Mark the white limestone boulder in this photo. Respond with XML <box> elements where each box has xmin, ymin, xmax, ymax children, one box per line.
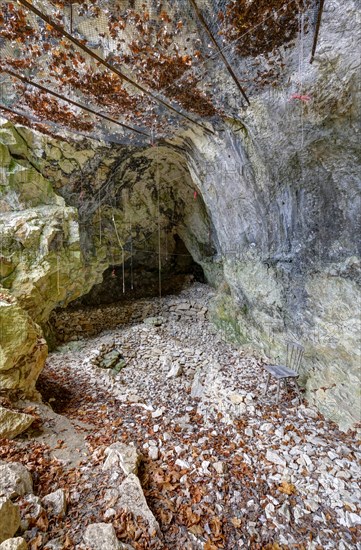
<box><xmin>0</xmin><ymin>462</ymin><xmax>33</xmax><ymax>499</ymax></box>
<box><xmin>103</xmin><ymin>442</ymin><xmax>141</xmax><ymax>476</ymax></box>
<box><xmin>0</xmin><ymin>538</ymin><xmax>27</xmax><ymax>550</ymax></box>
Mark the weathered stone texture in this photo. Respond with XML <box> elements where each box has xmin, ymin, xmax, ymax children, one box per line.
<box><xmin>0</xmin><ymin>0</ymin><xmax>359</xmax><ymax>429</ymax></box>
<box><xmin>0</xmin><ymin>462</ymin><xmax>33</xmax><ymax>499</ymax></box>
<box><xmin>0</xmin><ymin>292</ymin><xmax>47</xmax><ymax>396</ymax></box>
<box><xmin>0</xmin><ymin>498</ymin><xmax>21</xmax><ymax>543</ymax></box>
<box><xmin>0</xmin><ymin>538</ymin><xmax>28</xmax><ymax>550</ymax></box>
<box><xmin>0</xmin><ymin>408</ymin><xmax>34</xmax><ymax>440</ymax></box>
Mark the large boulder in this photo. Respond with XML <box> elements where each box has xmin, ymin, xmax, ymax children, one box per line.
<box><xmin>0</xmin><ymin>291</ymin><xmax>47</xmax><ymax>396</ymax></box>
<box><xmin>0</xmin><ymin>408</ymin><xmax>34</xmax><ymax>439</ymax></box>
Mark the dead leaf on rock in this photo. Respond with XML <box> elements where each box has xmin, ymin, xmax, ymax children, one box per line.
<box><xmin>158</xmin><ymin>507</ymin><xmax>173</xmax><ymax>525</ymax></box>
<box><xmin>64</xmin><ymin>534</ymin><xmax>74</xmax><ymax>548</ymax></box>
<box><xmin>189</xmin><ymin>523</ymin><xmax>203</xmax><ymax>536</ymax></box>
<box><xmin>231</xmin><ymin>517</ymin><xmax>242</xmax><ymax>528</ymax></box>
<box><xmin>36</xmin><ymin>510</ymin><xmax>49</xmax><ymax>531</ymax></box>
<box><xmin>278</xmin><ymin>480</ymin><xmax>297</xmax><ymax>495</ymax></box>
<box><xmin>210</xmin><ymin>515</ymin><xmax>223</xmax><ymax>538</ymax></box>
<box><xmin>30</xmin><ymin>534</ymin><xmax>43</xmax><ymax>550</ymax></box>
<box><xmin>204</xmin><ymin>540</ymin><xmax>220</xmax><ymax>550</ymax></box>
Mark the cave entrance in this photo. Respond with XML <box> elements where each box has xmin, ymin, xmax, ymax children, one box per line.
<box><xmin>78</xmin><ymin>235</ymin><xmax>205</xmax><ymax>306</ymax></box>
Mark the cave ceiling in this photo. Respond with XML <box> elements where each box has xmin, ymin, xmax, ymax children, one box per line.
<box><xmin>0</xmin><ymin>0</ymin><xmax>319</xmax><ymax>145</ymax></box>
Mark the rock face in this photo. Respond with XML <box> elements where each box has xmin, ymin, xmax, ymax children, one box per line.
<box><xmin>184</xmin><ymin>0</ymin><xmax>360</xmax><ymax>430</ymax></box>
<box><xmin>0</xmin><ymin>204</ymin><xmax>106</xmax><ymax>326</ymax></box>
<box><xmin>0</xmin><ymin>121</ymin><xmax>110</xmax><ymax>395</ymax></box>
<box><xmin>0</xmin><ymin>408</ymin><xmax>34</xmax><ymax>439</ymax></box>
<box><xmin>0</xmin><ymin>291</ymin><xmax>47</xmax><ymax>397</ymax></box>
<box><xmin>0</xmin><ymin>121</ymin><xmax>109</xmax><ymax>327</ymax></box>
<box><xmin>0</xmin><ymin>118</ymin><xmax>211</xmax><ymax>322</ymax></box>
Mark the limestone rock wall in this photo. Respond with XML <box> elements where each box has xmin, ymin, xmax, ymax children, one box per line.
<box><xmin>0</xmin><ymin>121</ymin><xmax>110</xmax><ymax>390</ymax></box>
<box><xmin>0</xmin><ymin>290</ymin><xmax>47</xmax><ymax>397</ymax></box>
<box><xmin>3</xmin><ymin>123</ymin><xmax>215</xmax><ymax>301</ymax></box>
<box><xmin>0</xmin><ymin>0</ymin><xmax>359</xmax><ymax>430</ymax></box>
<box><xmin>0</xmin><ymin>120</ymin><xmax>111</xmax><ymax>326</ymax></box>
<box><xmin>0</xmin><ymin>115</ymin><xmax>213</xmax><ymax>318</ymax></box>
<box><xmin>172</xmin><ymin>0</ymin><xmax>360</xmax><ymax>430</ymax></box>
<box><xmin>0</xmin><ymin>205</ymin><xmax>108</xmax><ymax>324</ymax></box>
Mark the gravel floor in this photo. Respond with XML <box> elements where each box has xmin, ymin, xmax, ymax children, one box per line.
<box><xmin>3</xmin><ymin>283</ymin><xmax>360</xmax><ymax>549</ymax></box>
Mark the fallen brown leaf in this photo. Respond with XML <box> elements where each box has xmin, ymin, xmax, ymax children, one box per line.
<box><xmin>231</xmin><ymin>517</ymin><xmax>242</xmax><ymax>528</ymax></box>
<box><xmin>278</xmin><ymin>480</ymin><xmax>297</xmax><ymax>495</ymax></box>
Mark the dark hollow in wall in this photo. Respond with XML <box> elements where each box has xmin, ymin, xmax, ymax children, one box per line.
<box><xmin>75</xmin><ymin>235</ymin><xmax>205</xmax><ymax>306</ymax></box>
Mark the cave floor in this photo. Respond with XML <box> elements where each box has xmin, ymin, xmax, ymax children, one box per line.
<box><xmin>3</xmin><ymin>284</ymin><xmax>360</xmax><ymax>549</ymax></box>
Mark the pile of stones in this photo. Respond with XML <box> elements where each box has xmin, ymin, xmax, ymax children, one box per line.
<box><xmin>50</xmin><ymin>285</ymin><xmax>210</xmax><ymax>345</ymax></box>
<box><xmin>167</xmin><ymin>300</ymin><xmax>208</xmax><ymax>321</ymax></box>
<box><xmin>82</xmin><ymin>442</ymin><xmax>159</xmax><ymax>549</ymax></box>
<box><xmin>0</xmin><ymin>461</ymin><xmax>67</xmax><ymax>549</ymax></box>
<box><xmin>85</xmin><ymin>342</ymin><xmax>127</xmax><ymax>375</ymax></box>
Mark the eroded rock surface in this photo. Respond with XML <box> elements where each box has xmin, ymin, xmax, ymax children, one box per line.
<box><xmin>83</xmin><ymin>523</ymin><xmax>121</xmax><ymax>550</ymax></box>
<box><xmin>42</xmin><ymin>490</ymin><xmax>67</xmax><ymax>519</ymax></box>
<box><xmin>0</xmin><ymin>538</ymin><xmax>28</xmax><ymax>550</ymax></box>
<box><xmin>0</xmin><ymin>291</ymin><xmax>47</xmax><ymax>397</ymax></box>
<box><xmin>0</xmin><ymin>462</ymin><xmax>33</xmax><ymax>500</ymax></box>
<box><xmin>0</xmin><ymin>205</ymin><xmax>106</xmax><ymax>325</ymax></box>
<box><xmin>0</xmin><ymin>408</ymin><xmax>34</xmax><ymax>440</ymax></box>
<box><xmin>0</xmin><ymin>498</ymin><xmax>21</xmax><ymax>543</ymax></box>
<box><xmin>0</xmin><ymin>1</ymin><xmax>360</xmax><ymax>432</ymax></box>
<box><xmin>103</xmin><ymin>443</ymin><xmax>141</xmax><ymax>476</ymax></box>
<box><xmin>118</xmin><ymin>474</ymin><xmax>160</xmax><ymax>536</ymax></box>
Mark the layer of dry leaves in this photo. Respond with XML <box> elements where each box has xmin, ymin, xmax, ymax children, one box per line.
<box><xmin>1</xmin><ymin>285</ymin><xmax>360</xmax><ymax>549</ymax></box>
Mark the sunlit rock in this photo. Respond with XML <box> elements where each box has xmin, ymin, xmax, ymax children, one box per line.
<box><xmin>0</xmin><ymin>291</ymin><xmax>47</xmax><ymax>397</ymax></box>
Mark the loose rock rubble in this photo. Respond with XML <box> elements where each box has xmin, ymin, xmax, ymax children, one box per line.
<box><xmin>85</xmin><ymin>343</ymin><xmax>127</xmax><ymax>375</ymax></box>
<box><xmin>50</xmin><ymin>294</ymin><xmax>208</xmax><ymax>344</ymax></box>
<box><xmin>1</xmin><ymin>284</ymin><xmax>360</xmax><ymax>549</ymax></box>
